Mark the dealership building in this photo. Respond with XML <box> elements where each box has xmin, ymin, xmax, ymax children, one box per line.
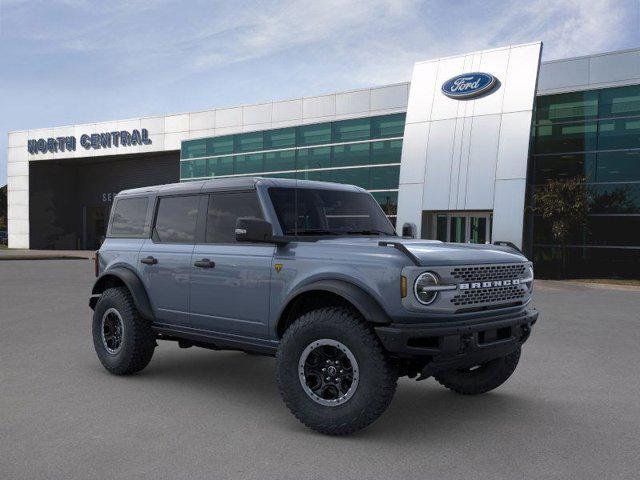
<box><xmin>6</xmin><ymin>43</ymin><xmax>640</xmax><ymax>277</ymax></box>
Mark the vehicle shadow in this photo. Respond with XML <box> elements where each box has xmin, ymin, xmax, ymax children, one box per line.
<box><xmin>130</xmin><ymin>346</ymin><xmax>561</xmax><ymax>442</ymax></box>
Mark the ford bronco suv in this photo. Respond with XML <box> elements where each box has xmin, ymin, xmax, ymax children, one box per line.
<box><xmin>90</xmin><ymin>177</ymin><xmax>537</xmax><ymax>435</ymax></box>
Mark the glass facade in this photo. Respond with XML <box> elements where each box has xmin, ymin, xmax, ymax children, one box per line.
<box><xmin>526</xmin><ymin>84</ymin><xmax>640</xmax><ymax>278</ymax></box>
<box><xmin>180</xmin><ymin>113</ymin><xmax>405</xmax><ymax>224</ymax></box>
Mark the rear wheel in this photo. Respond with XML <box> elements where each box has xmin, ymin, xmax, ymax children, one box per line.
<box><xmin>276</xmin><ymin>307</ymin><xmax>397</xmax><ymax>435</ymax></box>
<box><xmin>92</xmin><ymin>287</ymin><xmax>156</xmax><ymax>375</ymax></box>
<box><xmin>434</xmin><ymin>348</ymin><xmax>521</xmax><ymax>395</ymax></box>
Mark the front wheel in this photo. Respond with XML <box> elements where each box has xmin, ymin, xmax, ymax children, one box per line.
<box><xmin>276</xmin><ymin>307</ymin><xmax>397</xmax><ymax>436</ymax></box>
<box><xmin>434</xmin><ymin>347</ymin><xmax>521</xmax><ymax>395</ymax></box>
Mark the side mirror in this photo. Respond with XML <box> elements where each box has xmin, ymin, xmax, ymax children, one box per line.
<box><xmin>401</xmin><ymin>222</ymin><xmax>416</xmax><ymax>239</ymax></box>
<box><xmin>235</xmin><ymin>217</ymin><xmax>274</xmax><ymax>243</ymax></box>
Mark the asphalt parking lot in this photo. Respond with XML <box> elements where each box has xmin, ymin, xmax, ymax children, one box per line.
<box><xmin>1</xmin><ymin>260</ymin><xmax>639</xmax><ymax>480</ymax></box>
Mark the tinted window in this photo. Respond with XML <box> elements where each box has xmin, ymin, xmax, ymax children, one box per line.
<box><xmin>205</xmin><ymin>192</ymin><xmax>263</xmax><ymax>243</ymax></box>
<box><xmin>268</xmin><ymin>187</ymin><xmax>395</xmax><ymax>236</ymax></box>
<box><xmin>153</xmin><ymin>195</ymin><xmax>200</xmax><ymax>243</ymax></box>
<box><xmin>110</xmin><ymin>197</ymin><xmax>149</xmax><ymax>237</ymax></box>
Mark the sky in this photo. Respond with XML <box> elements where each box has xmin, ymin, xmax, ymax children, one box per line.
<box><xmin>1</xmin><ymin>0</ymin><xmax>639</xmax><ymax>186</ymax></box>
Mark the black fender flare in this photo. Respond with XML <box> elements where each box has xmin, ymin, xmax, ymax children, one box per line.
<box><xmin>90</xmin><ymin>266</ymin><xmax>154</xmax><ymax>320</ymax></box>
<box><xmin>278</xmin><ymin>279</ymin><xmax>391</xmax><ymax>330</ymax></box>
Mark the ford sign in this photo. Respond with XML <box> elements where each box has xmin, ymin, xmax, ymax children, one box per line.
<box><xmin>441</xmin><ymin>72</ymin><xmax>497</xmax><ymax>99</ymax></box>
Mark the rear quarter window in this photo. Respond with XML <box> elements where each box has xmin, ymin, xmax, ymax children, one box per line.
<box><xmin>109</xmin><ymin>197</ymin><xmax>149</xmax><ymax>238</ymax></box>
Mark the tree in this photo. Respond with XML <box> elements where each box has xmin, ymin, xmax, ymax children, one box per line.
<box><xmin>534</xmin><ymin>177</ymin><xmax>589</xmax><ymax>277</ymax></box>
<box><xmin>0</xmin><ymin>185</ymin><xmax>7</xmax><ymax>230</ymax></box>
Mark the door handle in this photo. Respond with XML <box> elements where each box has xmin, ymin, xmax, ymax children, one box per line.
<box><xmin>194</xmin><ymin>258</ymin><xmax>215</xmax><ymax>268</ymax></box>
<box><xmin>140</xmin><ymin>256</ymin><xmax>158</xmax><ymax>265</ymax></box>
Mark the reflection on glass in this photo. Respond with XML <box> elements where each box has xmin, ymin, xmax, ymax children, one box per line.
<box><xmin>470</xmin><ymin>217</ymin><xmax>487</xmax><ymax>244</ymax></box>
<box><xmin>449</xmin><ymin>217</ymin><xmax>466</xmax><ymax>243</ymax></box>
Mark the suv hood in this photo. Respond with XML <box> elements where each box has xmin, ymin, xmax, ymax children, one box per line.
<box><xmin>398</xmin><ymin>239</ymin><xmax>526</xmax><ymax>266</ymax></box>
<box><xmin>313</xmin><ymin>237</ymin><xmax>527</xmax><ymax>266</ymax></box>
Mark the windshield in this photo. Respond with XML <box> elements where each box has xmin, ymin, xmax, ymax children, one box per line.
<box><xmin>268</xmin><ymin>187</ymin><xmax>396</xmax><ymax>236</ymax></box>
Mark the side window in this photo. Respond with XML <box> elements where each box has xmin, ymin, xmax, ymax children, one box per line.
<box><xmin>110</xmin><ymin>197</ymin><xmax>149</xmax><ymax>237</ymax></box>
<box><xmin>153</xmin><ymin>195</ymin><xmax>200</xmax><ymax>244</ymax></box>
<box><xmin>205</xmin><ymin>192</ymin><xmax>263</xmax><ymax>243</ymax></box>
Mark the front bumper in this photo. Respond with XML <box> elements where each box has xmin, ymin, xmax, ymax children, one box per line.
<box><xmin>375</xmin><ymin>308</ymin><xmax>538</xmax><ymax>377</ymax></box>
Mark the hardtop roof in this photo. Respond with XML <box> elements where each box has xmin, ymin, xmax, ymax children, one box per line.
<box><xmin>116</xmin><ymin>177</ymin><xmax>366</xmax><ymax>198</ymax></box>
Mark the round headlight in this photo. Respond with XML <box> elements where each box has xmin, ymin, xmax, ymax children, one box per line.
<box><xmin>414</xmin><ymin>272</ymin><xmax>439</xmax><ymax>305</ymax></box>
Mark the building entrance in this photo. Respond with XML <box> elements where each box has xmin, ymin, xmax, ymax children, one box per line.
<box><xmin>422</xmin><ymin>211</ymin><xmax>493</xmax><ymax>244</ymax></box>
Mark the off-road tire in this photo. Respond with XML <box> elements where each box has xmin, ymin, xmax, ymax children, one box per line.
<box><xmin>92</xmin><ymin>287</ymin><xmax>156</xmax><ymax>375</ymax></box>
<box><xmin>434</xmin><ymin>347</ymin><xmax>521</xmax><ymax>395</ymax></box>
<box><xmin>276</xmin><ymin>307</ymin><xmax>397</xmax><ymax>435</ymax></box>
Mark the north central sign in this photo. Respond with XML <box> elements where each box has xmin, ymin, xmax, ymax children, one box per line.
<box><xmin>441</xmin><ymin>72</ymin><xmax>497</xmax><ymax>99</ymax></box>
<box><xmin>27</xmin><ymin>128</ymin><xmax>152</xmax><ymax>155</ymax></box>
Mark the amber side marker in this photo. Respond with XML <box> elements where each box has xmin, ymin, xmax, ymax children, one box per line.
<box><xmin>400</xmin><ymin>276</ymin><xmax>407</xmax><ymax>298</ymax></box>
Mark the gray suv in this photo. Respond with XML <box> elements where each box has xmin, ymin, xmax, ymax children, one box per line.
<box><xmin>90</xmin><ymin>177</ymin><xmax>538</xmax><ymax>435</ymax></box>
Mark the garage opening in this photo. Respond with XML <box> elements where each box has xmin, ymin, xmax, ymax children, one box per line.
<box><xmin>29</xmin><ymin>151</ymin><xmax>179</xmax><ymax>250</ymax></box>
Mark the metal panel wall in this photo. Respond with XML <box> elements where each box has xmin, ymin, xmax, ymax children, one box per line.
<box><xmin>397</xmin><ymin>43</ymin><xmax>542</xmax><ymax>248</ymax></box>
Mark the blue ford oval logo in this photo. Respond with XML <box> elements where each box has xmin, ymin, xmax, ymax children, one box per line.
<box><xmin>441</xmin><ymin>72</ymin><xmax>497</xmax><ymax>99</ymax></box>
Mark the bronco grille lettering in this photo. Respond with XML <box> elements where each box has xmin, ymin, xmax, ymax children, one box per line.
<box><xmin>459</xmin><ymin>278</ymin><xmax>520</xmax><ymax>290</ymax></box>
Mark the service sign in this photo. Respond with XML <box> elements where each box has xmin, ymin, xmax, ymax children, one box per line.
<box><xmin>27</xmin><ymin>128</ymin><xmax>152</xmax><ymax>155</ymax></box>
<box><xmin>441</xmin><ymin>72</ymin><xmax>497</xmax><ymax>99</ymax></box>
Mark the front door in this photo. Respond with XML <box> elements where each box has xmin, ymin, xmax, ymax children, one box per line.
<box><xmin>138</xmin><ymin>194</ymin><xmax>201</xmax><ymax>327</ymax></box>
<box><xmin>430</xmin><ymin>212</ymin><xmax>492</xmax><ymax>244</ymax></box>
<box><xmin>189</xmin><ymin>191</ymin><xmax>274</xmax><ymax>339</ymax></box>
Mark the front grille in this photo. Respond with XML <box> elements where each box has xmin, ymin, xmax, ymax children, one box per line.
<box><xmin>451</xmin><ymin>264</ymin><xmax>526</xmax><ymax>283</ymax></box>
<box><xmin>451</xmin><ymin>285</ymin><xmax>525</xmax><ymax>307</ymax></box>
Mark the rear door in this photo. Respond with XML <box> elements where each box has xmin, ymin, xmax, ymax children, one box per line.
<box><xmin>138</xmin><ymin>194</ymin><xmax>201</xmax><ymax>327</ymax></box>
<box><xmin>189</xmin><ymin>191</ymin><xmax>274</xmax><ymax>339</ymax></box>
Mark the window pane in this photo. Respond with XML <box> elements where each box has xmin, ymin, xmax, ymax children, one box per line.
<box><xmin>332</xmin><ymin>143</ymin><xmax>370</xmax><ymax>167</ymax></box>
<box><xmin>596</xmin><ymin>151</ymin><xmax>640</xmax><ymax>182</ymax></box>
<box><xmin>332</xmin><ymin>118</ymin><xmax>370</xmax><ymax>142</ymax></box>
<box><xmin>533</xmin><ymin>245</ymin><xmax>640</xmax><ymax>279</ymax></box>
<box><xmin>205</xmin><ymin>192</ymin><xmax>263</xmax><ymax>243</ymax></box>
<box><xmin>371</xmin><ymin>191</ymin><xmax>398</xmax><ymax>216</ymax></box>
<box><xmin>206</xmin><ymin>136</ymin><xmax>233</xmax><ymax>156</ymax></box>
<box><xmin>234</xmin><ymin>132</ymin><xmax>263</xmax><ymax>153</ymax></box>
<box><xmin>297</xmin><ymin>170</ymin><xmax>330</xmax><ymax>182</ymax></box>
<box><xmin>584</xmin><ymin>216</ymin><xmax>640</xmax><ymax>246</ymax></box>
<box><xmin>597</xmin><ymin>119</ymin><xmax>640</xmax><ymax>150</ymax></box>
<box><xmin>264</xmin><ymin>150</ymin><xmax>295</xmax><ymax>172</ymax></box>
<box><xmin>449</xmin><ymin>217</ymin><xmax>466</xmax><ymax>243</ymax></box>
<box><xmin>370</xmin><ymin>166</ymin><xmax>400</xmax><ymax>190</ymax></box>
<box><xmin>180</xmin><ymin>161</ymin><xmax>192</xmax><ymax>179</ymax></box>
<box><xmin>297</xmin><ymin>123</ymin><xmax>331</xmax><ymax>146</ymax></box>
<box><xmin>264</xmin><ymin>128</ymin><xmax>296</xmax><ymax>149</ymax></box>
<box><xmin>590</xmin><ymin>183</ymin><xmax>640</xmax><ymax>214</ymax></box>
<box><xmin>436</xmin><ymin>214</ymin><xmax>447</xmax><ymax>241</ymax></box>
<box><xmin>598</xmin><ymin>84</ymin><xmax>640</xmax><ymax>118</ymax></box>
<box><xmin>534</xmin><ymin>121</ymin><xmax>598</xmax><ymax>154</ymax></box>
<box><xmin>181</xmin><ymin>139</ymin><xmax>206</xmax><ymax>159</ymax></box>
<box><xmin>329</xmin><ymin>168</ymin><xmax>369</xmax><ymax>189</ymax></box>
<box><xmin>371</xmin><ymin>139</ymin><xmax>402</xmax><ymax>164</ymax></box>
<box><xmin>110</xmin><ymin>197</ymin><xmax>148</xmax><ymax>237</ymax></box>
<box><xmin>181</xmin><ymin>159</ymin><xmax>208</xmax><ymax>179</ymax></box>
<box><xmin>234</xmin><ymin>153</ymin><xmax>263</xmax><ymax>174</ymax></box>
<box><xmin>371</xmin><ymin>113</ymin><xmax>406</xmax><ymax>139</ymax></box>
<box><xmin>532</xmin><ymin>153</ymin><xmax>597</xmax><ymax>183</ymax></box>
<box><xmin>262</xmin><ymin>172</ymin><xmax>297</xmax><ymax>179</ymax></box>
<box><xmin>296</xmin><ymin>147</ymin><xmax>331</xmax><ymax>170</ymax></box>
<box><xmin>470</xmin><ymin>217</ymin><xmax>487</xmax><ymax>244</ymax></box>
<box><xmin>208</xmin><ymin>156</ymin><xmax>234</xmax><ymax>177</ymax></box>
<box><xmin>535</xmin><ymin>91</ymin><xmax>598</xmax><ymax>124</ymax></box>
<box><xmin>154</xmin><ymin>195</ymin><xmax>199</xmax><ymax>244</ymax></box>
